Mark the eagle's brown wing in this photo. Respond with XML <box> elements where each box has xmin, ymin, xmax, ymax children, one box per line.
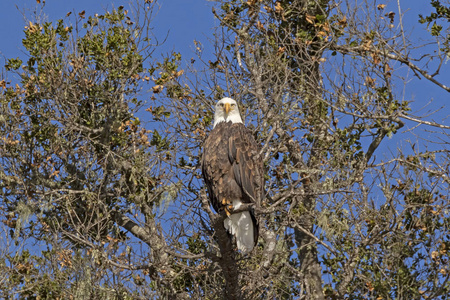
<box><xmin>227</xmin><ymin>123</ymin><xmax>263</xmax><ymax>206</ymax></box>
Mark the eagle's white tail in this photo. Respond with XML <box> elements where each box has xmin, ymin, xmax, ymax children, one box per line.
<box><xmin>223</xmin><ymin>200</ymin><xmax>255</xmax><ymax>253</ymax></box>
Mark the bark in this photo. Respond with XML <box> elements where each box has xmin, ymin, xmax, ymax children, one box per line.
<box><xmin>213</xmin><ymin>214</ymin><xmax>242</xmax><ymax>300</ymax></box>
<box><xmin>294</xmin><ymin>209</ymin><xmax>325</xmax><ymax>300</ymax></box>
<box><xmin>201</xmin><ymin>191</ymin><xmax>243</xmax><ymax>300</ymax></box>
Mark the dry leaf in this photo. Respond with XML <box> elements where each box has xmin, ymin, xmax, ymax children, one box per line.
<box><xmin>50</xmin><ymin>170</ymin><xmax>60</xmax><ymax>178</ymax></box>
<box><xmin>27</xmin><ymin>21</ymin><xmax>38</xmax><ymax>33</ymax></box>
<box><xmin>275</xmin><ymin>2</ymin><xmax>283</xmax><ymax>13</ymax></box>
<box><xmin>386</xmin><ymin>11</ymin><xmax>395</xmax><ymax>23</ymax></box>
<box><xmin>66</xmin><ymin>12</ymin><xmax>72</xmax><ymax>17</ymax></box>
<box><xmin>256</xmin><ymin>21</ymin><xmax>265</xmax><ymax>31</ymax></box>
<box><xmin>431</xmin><ymin>251</ymin><xmax>439</xmax><ymax>260</ymax></box>
<box><xmin>172</xmin><ymin>70</ymin><xmax>184</xmax><ymax>78</ymax></box>
<box><xmin>305</xmin><ymin>14</ymin><xmax>316</xmax><ymax>24</ymax></box>
<box><xmin>377</xmin><ymin>4</ymin><xmax>386</xmax><ymax>10</ymax></box>
<box><xmin>371</xmin><ymin>53</ymin><xmax>380</xmax><ymax>65</ymax></box>
<box><xmin>384</xmin><ymin>63</ymin><xmax>392</xmax><ymax>73</ymax></box>
<box><xmin>263</xmin><ymin>5</ymin><xmax>273</xmax><ymax>13</ymax></box>
<box><xmin>79</xmin><ymin>10</ymin><xmax>86</xmax><ymax>19</ymax></box>
<box><xmin>338</xmin><ymin>16</ymin><xmax>347</xmax><ymax>27</ymax></box>
<box><xmin>366</xmin><ymin>282</ymin><xmax>374</xmax><ymax>291</ymax></box>
<box><xmin>152</xmin><ymin>85</ymin><xmax>164</xmax><ymax>93</ymax></box>
<box><xmin>365</xmin><ymin>76</ymin><xmax>376</xmax><ymax>88</ymax></box>
<box><xmin>363</xmin><ymin>39</ymin><xmax>373</xmax><ymax>51</ymax></box>
<box><xmin>277</xmin><ymin>47</ymin><xmax>286</xmax><ymax>55</ymax></box>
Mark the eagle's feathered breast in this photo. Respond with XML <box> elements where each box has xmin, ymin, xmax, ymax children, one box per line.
<box><xmin>202</xmin><ymin>121</ymin><xmax>261</xmax><ymax>212</ymax></box>
<box><xmin>202</xmin><ymin>121</ymin><xmax>262</xmax><ymax>252</ymax></box>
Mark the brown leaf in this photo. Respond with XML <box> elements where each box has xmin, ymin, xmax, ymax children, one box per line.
<box><xmin>66</xmin><ymin>12</ymin><xmax>72</xmax><ymax>17</ymax></box>
<box><xmin>152</xmin><ymin>85</ymin><xmax>164</xmax><ymax>93</ymax></box>
<box><xmin>384</xmin><ymin>63</ymin><xmax>393</xmax><ymax>73</ymax></box>
<box><xmin>431</xmin><ymin>251</ymin><xmax>439</xmax><ymax>260</ymax></box>
<box><xmin>50</xmin><ymin>170</ymin><xmax>60</xmax><ymax>178</ymax></box>
<box><xmin>256</xmin><ymin>21</ymin><xmax>265</xmax><ymax>31</ymax></box>
<box><xmin>79</xmin><ymin>10</ymin><xmax>86</xmax><ymax>19</ymax></box>
<box><xmin>172</xmin><ymin>70</ymin><xmax>184</xmax><ymax>78</ymax></box>
<box><xmin>371</xmin><ymin>53</ymin><xmax>380</xmax><ymax>65</ymax></box>
<box><xmin>27</xmin><ymin>21</ymin><xmax>40</xmax><ymax>33</ymax></box>
<box><xmin>263</xmin><ymin>5</ymin><xmax>273</xmax><ymax>13</ymax></box>
<box><xmin>386</xmin><ymin>11</ymin><xmax>395</xmax><ymax>23</ymax></box>
<box><xmin>305</xmin><ymin>14</ymin><xmax>316</xmax><ymax>24</ymax></box>
<box><xmin>277</xmin><ymin>47</ymin><xmax>286</xmax><ymax>55</ymax></box>
<box><xmin>275</xmin><ymin>2</ymin><xmax>283</xmax><ymax>13</ymax></box>
<box><xmin>365</xmin><ymin>76</ymin><xmax>376</xmax><ymax>88</ymax></box>
<box><xmin>377</xmin><ymin>4</ymin><xmax>386</xmax><ymax>10</ymax></box>
<box><xmin>362</xmin><ymin>39</ymin><xmax>373</xmax><ymax>51</ymax></box>
<box><xmin>338</xmin><ymin>16</ymin><xmax>347</xmax><ymax>27</ymax></box>
<box><xmin>366</xmin><ymin>282</ymin><xmax>374</xmax><ymax>291</ymax></box>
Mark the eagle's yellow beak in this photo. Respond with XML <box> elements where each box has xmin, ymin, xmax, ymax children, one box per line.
<box><xmin>224</xmin><ymin>103</ymin><xmax>231</xmax><ymax>114</ymax></box>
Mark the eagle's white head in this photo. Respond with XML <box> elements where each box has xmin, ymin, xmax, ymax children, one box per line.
<box><xmin>213</xmin><ymin>97</ymin><xmax>243</xmax><ymax>128</ymax></box>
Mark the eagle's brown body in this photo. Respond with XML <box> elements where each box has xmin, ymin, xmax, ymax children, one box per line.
<box><xmin>202</xmin><ymin>120</ymin><xmax>262</xmax><ymax>252</ymax></box>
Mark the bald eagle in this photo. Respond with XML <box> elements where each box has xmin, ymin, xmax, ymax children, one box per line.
<box><xmin>201</xmin><ymin>97</ymin><xmax>262</xmax><ymax>253</ymax></box>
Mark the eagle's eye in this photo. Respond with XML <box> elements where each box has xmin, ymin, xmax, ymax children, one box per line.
<box><xmin>231</xmin><ymin>103</ymin><xmax>236</xmax><ymax>107</ymax></box>
<box><xmin>219</xmin><ymin>103</ymin><xmax>224</xmax><ymax>107</ymax></box>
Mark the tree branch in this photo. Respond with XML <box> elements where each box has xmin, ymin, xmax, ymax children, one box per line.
<box><xmin>331</xmin><ymin>44</ymin><xmax>450</xmax><ymax>92</ymax></box>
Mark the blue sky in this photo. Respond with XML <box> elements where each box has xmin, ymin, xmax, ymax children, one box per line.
<box><xmin>0</xmin><ymin>0</ymin><xmax>215</xmax><ymax>63</ymax></box>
